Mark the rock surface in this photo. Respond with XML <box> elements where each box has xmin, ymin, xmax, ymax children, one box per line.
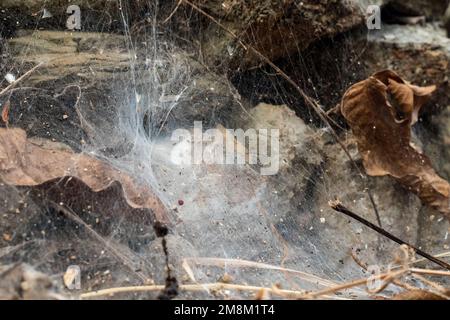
<box><xmin>386</xmin><ymin>0</ymin><xmax>449</xmax><ymax>20</ymax></box>
<box><xmin>190</xmin><ymin>0</ymin><xmax>365</xmax><ymax>71</ymax></box>
<box><xmin>366</xmin><ymin>23</ymin><xmax>450</xmax><ymax>111</ymax></box>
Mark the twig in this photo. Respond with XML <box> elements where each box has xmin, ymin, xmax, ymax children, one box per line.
<box><xmin>80</xmin><ymin>265</ymin><xmax>450</xmax><ymax>299</ymax></box>
<box><xmin>410</xmin><ymin>268</ymin><xmax>450</xmax><ymax>277</ymax></box>
<box><xmin>407</xmin><ymin>251</ymin><xmax>450</xmax><ymax>266</ymax></box>
<box><xmin>0</xmin><ymin>62</ymin><xmax>44</xmax><ymax>97</ymax></box>
<box><xmin>184</xmin><ymin>257</ymin><xmax>338</xmax><ymax>288</ymax></box>
<box><xmin>80</xmin><ymin>282</ymin><xmax>347</xmax><ymax>300</ymax></box>
<box><xmin>367</xmin><ymin>269</ymin><xmax>408</xmax><ymax>294</ymax></box>
<box><xmin>48</xmin><ymin>201</ymin><xmax>149</xmax><ymax>283</ymax></box>
<box><xmin>350</xmin><ymin>248</ymin><xmax>418</xmax><ymax>292</ymax></box>
<box><xmin>300</xmin><ymin>269</ymin><xmax>407</xmax><ymax>299</ymax></box>
<box><xmin>367</xmin><ymin>189</ymin><xmax>382</xmax><ymax>227</ymax></box>
<box><xmin>81</xmin><ymin>282</ymin><xmax>305</xmax><ymax>299</ymax></box>
<box><xmin>411</xmin><ymin>273</ymin><xmax>449</xmax><ymax>298</ymax></box>
<box><xmin>162</xmin><ymin>0</ymin><xmax>183</xmax><ymax>24</ymax></box>
<box><xmin>329</xmin><ymin>200</ymin><xmax>450</xmax><ymax>271</ymax></box>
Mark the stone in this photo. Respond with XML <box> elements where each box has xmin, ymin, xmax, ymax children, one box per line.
<box><xmin>365</xmin><ymin>23</ymin><xmax>450</xmax><ymax>111</ymax></box>
<box><xmin>188</xmin><ymin>0</ymin><xmax>366</xmax><ymax>71</ymax></box>
<box><xmin>386</xmin><ymin>0</ymin><xmax>449</xmax><ymax>20</ymax></box>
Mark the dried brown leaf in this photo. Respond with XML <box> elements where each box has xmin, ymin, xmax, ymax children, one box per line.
<box><xmin>0</xmin><ymin>128</ymin><xmax>169</xmax><ymax>222</ymax></box>
<box><xmin>1</xmin><ymin>100</ymin><xmax>10</xmax><ymax>125</ymax></box>
<box><xmin>341</xmin><ymin>70</ymin><xmax>449</xmax><ymax>217</ymax></box>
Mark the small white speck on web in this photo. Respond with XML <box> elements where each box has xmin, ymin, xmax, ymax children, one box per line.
<box><xmin>5</xmin><ymin>73</ymin><xmax>15</xmax><ymax>84</ymax></box>
<box><xmin>445</xmin><ymin>232</ymin><xmax>448</xmax><ymax>241</ymax></box>
<box><xmin>320</xmin><ymin>217</ymin><xmax>326</xmax><ymax>224</ymax></box>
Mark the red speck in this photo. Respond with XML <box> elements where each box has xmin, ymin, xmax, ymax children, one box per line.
<box><xmin>178</xmin><ymin>200</ymin><xmax>184</xmax><ymax>206</ymax></box>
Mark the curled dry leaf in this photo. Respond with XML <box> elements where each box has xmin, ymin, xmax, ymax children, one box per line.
<box><xmin>0</xmin><ymin>127</ymin><xmax>169</xmax><ymax>222</ymax></box>
<box><xmin>341</xmin><ymin>70</ymin><xmax>450</xmax><ymax>217</ymax></box>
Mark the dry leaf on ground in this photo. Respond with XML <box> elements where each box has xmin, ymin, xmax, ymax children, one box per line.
<box><xmin>0</xmin><ymin>127</ymin><xmax>169</xmax><ymax>222</ymax></box>
<box><xmin>340</xmin><ymin>70</ymin><xmax>450</xmax><ymax>217</ymax></box>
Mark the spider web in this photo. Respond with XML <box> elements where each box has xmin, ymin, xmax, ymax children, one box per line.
<box><xmin>0</xmin><ymin>0</ymin><xmax>449</xmax><ymax>299</ymax></box>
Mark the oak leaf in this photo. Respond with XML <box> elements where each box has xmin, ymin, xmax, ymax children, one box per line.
<box><xmin>340</xmin><ymin>70</ymin><xmax>450</xmax><ymax>217</ymax></box>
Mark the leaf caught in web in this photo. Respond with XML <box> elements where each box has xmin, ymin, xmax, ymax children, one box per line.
<box><xmin>340</xmin><ymin>70</ymin><xmax>449</xmax><ymax>217</ymax></box>
<box><xmin>0</xmin><ymin>127</ymin><xmax>169</xmax><ymax>223</ymax></box>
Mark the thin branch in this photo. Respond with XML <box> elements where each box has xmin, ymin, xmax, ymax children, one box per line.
<box><xmin>81</xmin><ymin>282</ymin><xmax>303</xmax><ymax>299</ymax></box>
<box><xmin>80</xmin><ymin>265</ymin><xmax>450</xmax><ymax>299</ymax></box>
<box><xmin>407</xmin><ymin>251</ymin><xmax>450</xmax><ymax>266</ymax></box>
<box><xmin>184</xmin><ymin>257</ymin><xmax>338</xmax><ymax>288</ymax></box>
<box><xmin>411</xmin><ymin>273</ymin><xmax>449</xmax><ymax>298</ymax></box>
<box><xmin>350</xmin><ymin>248</ymin><xmax>419</xmax><ymax>292</ymax></box>
<box><xmin>367</xmin><ymin>189</ymin><xmax>382</xmax><ymax>227</ymax></box>
<box><xmin>329</xmin><ymin>200</ymin><xmax>450</xmax><ymax>270</ymax></box>
<box><xmin>162</xmin><ymin>0</ymin><xmax>183</xmax><ymax>24</ymax></box>
<box><xmin>0</xmin><ymin>62</ymin><xmax>44</xmax><ymax>97</ymax></box>
<box><xmin>410</xmin><ymin>268</ymin><xmax>450</xmax><ymax>277</ymax></box>
<box><xmin>48</xmin><ymin>201</ymin><xmax>149</xmax><ymax>283</ymax></box>
<box><xmin>291</xmin><ymin>269</ymin><xmax>406</xmax><ymax>299</ymax></box>
<box><xmin>80</xmin><ymin>282</ymin><xmax>347</xmax><ymax>300</ymax></box>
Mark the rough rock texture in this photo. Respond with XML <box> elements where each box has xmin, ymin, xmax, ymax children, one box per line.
<box><xmin>8</xmin><ymin>30</ymin><xmax>130</xmax><ymax>86</ymax></box>
<box><xmin>386</xmin><ymin>0</ymin><xmax>449</xmax><ymax>20</ymax></box>
<box><xmin>246</xmin><ymin>103</ymin><xmax>323</xmax><ymax>208</ymax></box>
<box><xmin>191</xmin><ymin>0</ymin><xmax>365</xmax><ymax>71</ymax></box>
<box><xmin>365</xmin><ymin>24</ymin><xmax>450</xmax><ymax>111</ymax></box>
